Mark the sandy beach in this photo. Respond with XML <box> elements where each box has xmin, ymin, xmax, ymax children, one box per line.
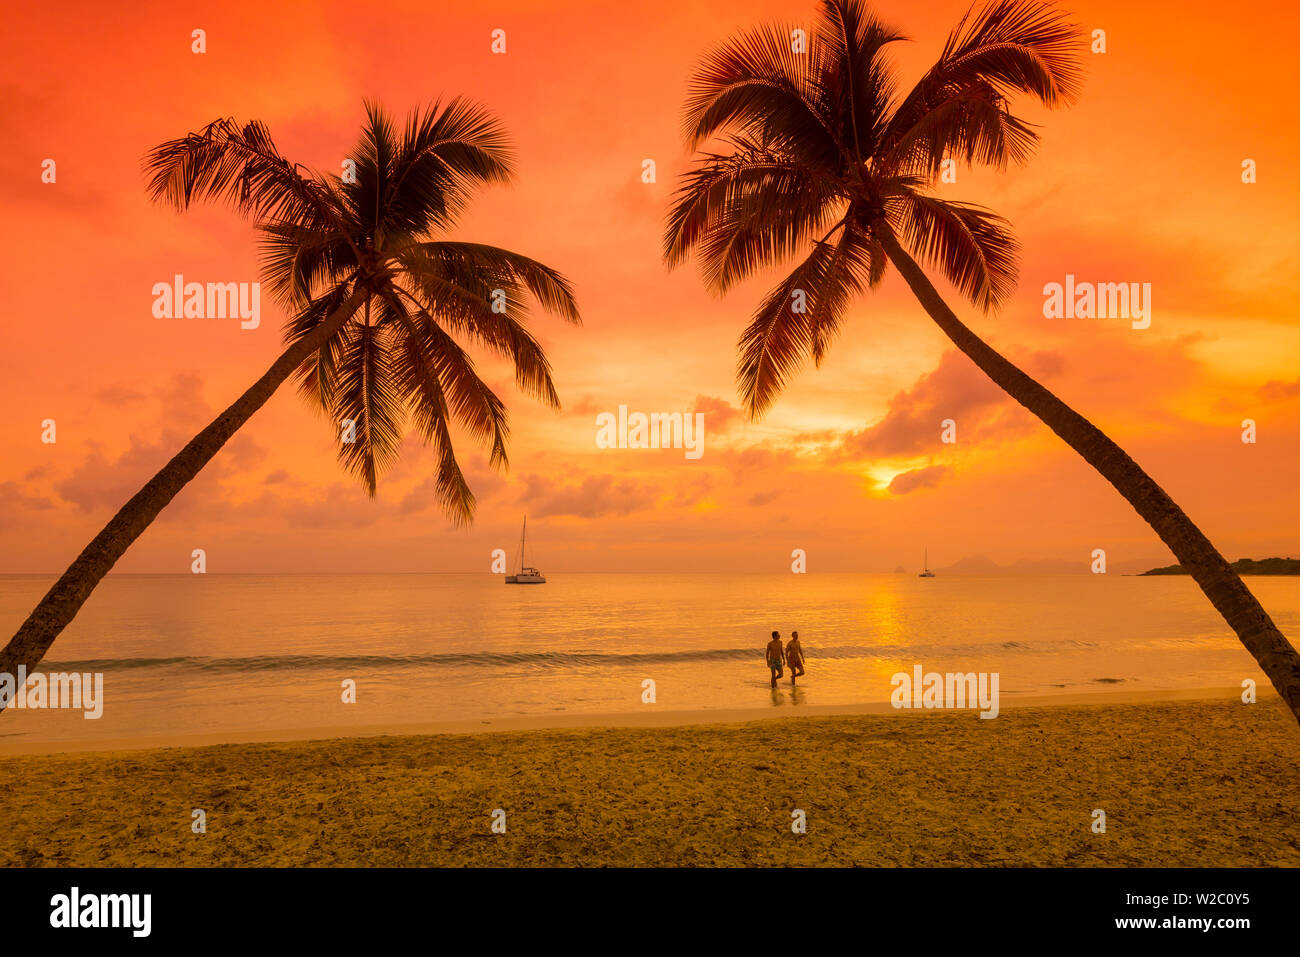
<box><xmin>2</xmin><ymin>691</ymin><xmax>1297</xmax><ymax>867</ymax></box>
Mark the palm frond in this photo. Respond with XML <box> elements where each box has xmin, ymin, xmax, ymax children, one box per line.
<box><xmin>384</xmin><ymin>98</ymin><xmax>515</xmax><ymax>234</ymax></box>
<box><xmin>664</xmin><ymin>138</ymin><xmax>845</xmax><ymax>285</ymax></box>
<box><xmin>259</xmin><ymin>221</ymin><xmax>357</xmax><ymax>307</ymax></box>
<box><xmin>346</xmin><ymin>100</ymin><xmax>399</xmax><ymax>237</ymax></box>
<box><xmin>683</xmin><ymin>22</ymin><xmax>838</xmax><ymax>162</ymax></box>
<box><xmin>880</xmin><ymin>79</ymin><xmax>1039</xmax><ymax>176</ymax></box>
<box><xmin>330</xmin><ymin>313</ymin><xmax>406</xmax><ymax>495</ymax></box>
<box><xmin>395</xmin><ymin>249</ymin><xmax>564</xmax><ymax>408</ymax></box>
<box><xmin>880</xmin><ymin>0</ymin><xmax>1082</xmax><ymax>173</ymax></box>
<box><xmin>738</xmin><ymin>220</ymin><xmax>878</xmax><ymax>417</ymax></box>
<box><xmin>143</xmin><ymin>118</ymin><xmax>339</xmax><ymax>230</ymax></box>
<box><xmin>812</xmin><ymin>0</ymin><xmax>906</xmax><ymax>162</ymax></box>
<box><xmin>381</xmin><ymin>290</ymin><xmax>511</xmax><ymax>469</ymax></box>
<box><xmin>887</xmin><ymin>191</ymin><xmax>1019</xmax><ymax>311</ymax></box>
<box><xmin>396</xmin><ymin>282</ymin><xmax>560</xmax><ymax>411</ymax></box>
<box><xmin>941</xmin><ymin>0</ymin><xmax>1084</xmax><ymax>106</ymax></box>
<box><xmin>284</xmin><ymin>283</ymin><xmax>364</xmax><ymax>411</ymax></box>
<box><xmin>377</xmin><ymin>292</ymin><xmax>478</xmax><ymax>523</ymax></box>
<box><xmin>408</xmin><ymin>242</ymin><xmax>581</xmax><ymax>324</ymax></box>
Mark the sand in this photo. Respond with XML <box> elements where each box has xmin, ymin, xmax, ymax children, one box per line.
<box><xmin>1</xmin><ymin>693</ymin><xmax>1297</xmax><ymax>867</ymax></box>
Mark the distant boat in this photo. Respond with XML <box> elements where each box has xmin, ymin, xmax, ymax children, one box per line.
<box><xmin>505</xmin><ymin>516</ymin><xmax>546</xmax><ymax>584</ymax></box>
<box><xmin>919</xmin><ymin>547</ymin><xmax>936</xmax><ymax>578</ymax></box>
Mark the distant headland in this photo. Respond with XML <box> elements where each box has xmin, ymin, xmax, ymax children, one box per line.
<box><xmin>1141</xmin><ymin>557</ymin><xmax>1300</xmax><ymax>576</ymax></box>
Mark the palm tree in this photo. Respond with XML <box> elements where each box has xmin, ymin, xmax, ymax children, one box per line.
<box><xmin>0</xmin><ymin>100</ymin><xmax>580</xmax><ymax>685</ymax></box>
<box><xmin>664</xmin><ymin>0</ymin><xmax>1300</xmax><ymax>721</ymax></box>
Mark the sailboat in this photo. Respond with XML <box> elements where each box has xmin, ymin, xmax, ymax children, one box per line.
<box><xmin>918</xmin><ymin>547</ymin><xmax>936</xmax><ymax>578</ymax></box>
<box><xmin>505</xmin><ymin>516</ymin><xmax>546</xmax><ymax>584</ymax></box>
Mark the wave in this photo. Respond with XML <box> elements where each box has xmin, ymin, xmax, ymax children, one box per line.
<box><xmin>36</xmin><ymin>638</ymin><xmax>1106</xmax><ymax>674</ymax></box>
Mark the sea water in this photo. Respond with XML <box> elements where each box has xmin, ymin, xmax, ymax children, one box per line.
<box><xmin>0</xmin><ymin>572</ymin><xmax>1294</xmax><ymax>747</ymax></box>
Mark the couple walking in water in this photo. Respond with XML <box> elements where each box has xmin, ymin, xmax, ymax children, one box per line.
<box><xmin>765</xmin><ymin>631</ymin><xmax>805</xmax><ymax>688</ymax></box>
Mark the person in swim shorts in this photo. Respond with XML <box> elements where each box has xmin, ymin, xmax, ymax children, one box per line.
<box><xmin>766</xmin><ymin>630</ymin><xmax>785</xmax><ymax>688</ymax></box>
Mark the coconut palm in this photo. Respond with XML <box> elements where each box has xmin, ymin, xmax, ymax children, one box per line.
<box><xmin>664</xmin><ymin>0</ymin><xmax>1300</xmax><ymax>720</ymax></box>
<box><xmin>0</xmin><ymin>99</ymin><xmax>580</xmax><ymax>683</ymax></box>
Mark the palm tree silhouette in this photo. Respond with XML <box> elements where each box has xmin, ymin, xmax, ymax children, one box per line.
<box><xmin>664</xmin><ymin>0</ymin><xmax>1300</xmax><ymax>721</ymax></box>
<box><xmin>1</xmin><ymin>99</ymin><xmax>580</xmax><ymax>683</ymax></box>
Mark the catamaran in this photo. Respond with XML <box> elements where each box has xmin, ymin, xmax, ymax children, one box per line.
<box><xmin>919</xmin><ymin>547</ymin><xmax>936</xmax><ymax>578</ymax></box>
<box><xmin>505</xmin><ymin>516</ymin><xmax>546</xmax><ymax>584</ymax></box>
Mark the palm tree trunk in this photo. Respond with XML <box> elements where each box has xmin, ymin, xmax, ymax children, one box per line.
<box><xmin>875</xmin><ymin>226</ymin><xmax>1300</xmax><ymax>723</ymax></box>
<box><xmin>0</xmin><ymin>289</ymin><xmax>367</xmax><ymax>694</ymax></box>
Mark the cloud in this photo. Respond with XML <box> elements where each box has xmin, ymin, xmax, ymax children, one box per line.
<box><xmin>1260</xmin><ymin>378</ymin><xmax>1300</xmax><ymax>401</ymax></box>
<box><xmin>0</xmin><ymin>482</ymin><xmax>54</xmax><ymax>527</ymax></box>
<box><xmin>53</xmin><ymin>373</ymin><xmax>267</xmax><ymax>513</ymax></box>
<box><xmin>55</xmin><ymin>441</ymin><xmax>157</xmax><ymax>512</ymax></box>
<box><xmin>719</xmin><ymin>446</ymin><xmax>779</xmax><ymax>478</ymax></box>
<box><xmin>664</xmin><ymin>473</ymin><xmax>713</xmax><ymax>508</ymax></box>
<box><xmin>567</xmin><ymin>395</ymin><xmax>602</xmax><ymax>416</ymax></box>
<box><xmin>277</xmin><ymin>485</ymin><xmax>384</xmax><ymax>530</ymax></box>
<box><xmin>519</xmin><ymin>473</ymin><xmax>658</xmax><ymax>518</ymax></box>
<box><xmin>692</xmin><ymin>394</ymin><xmax>743</xmax><ymax>433</ymax></box>
<box><xmin>94</xmin><ymin>384</ymin><xmax>147</xmax><ymax>406</ymax></box>
<box><xmin>887</xmin><ymin>465</ymin><xmax>951</xmax><ymax>495</ymax></box>
<box><xmin>401</xmin><ymin>455</ymin><xmax>507</xmax><ymax>514</ymax></box>
<box><xmin>838</xmin><ymin>349</ymin><xmax>1062</xmax><ymax>459</ymax></box>
<box><xmin>152</xmin><ymin>372</ymin><xmax>212</xmax><ymax>427</ymax></box>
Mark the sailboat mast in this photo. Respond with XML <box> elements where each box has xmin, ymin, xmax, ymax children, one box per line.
<box><xmin>521</xmin><ymin>515</ymin><xmax>527</xmax><ymax>570</ymax></box>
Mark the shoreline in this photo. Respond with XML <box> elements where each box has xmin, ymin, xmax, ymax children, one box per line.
<box><xmin>0</xmin><ymin>684</ymin><xmax>1250</xmax><ymax>757</ymax></box>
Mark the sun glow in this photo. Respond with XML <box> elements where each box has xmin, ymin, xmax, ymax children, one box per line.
<box><xmin>861</xmin><ymin>457</ymin><xmax>939</xmax><ymax>495</ymax></box>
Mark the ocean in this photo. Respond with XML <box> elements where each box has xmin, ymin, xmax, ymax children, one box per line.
<box><xmin>1</xmin><ymin>572</ymin><xmax>1295</xmax><ymax>747</ymax></box>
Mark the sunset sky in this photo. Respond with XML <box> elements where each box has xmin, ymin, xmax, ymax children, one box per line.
<box><xmin>1</xmin><ymin>0</ymin><xmax>1296</xmax><ymax>574</ymax></box>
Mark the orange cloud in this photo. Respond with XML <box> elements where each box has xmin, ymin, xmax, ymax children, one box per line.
<box><xmin>887</xmin><ymin>465</ymin><xmax>952</xmax><ymax>495</ymax></box>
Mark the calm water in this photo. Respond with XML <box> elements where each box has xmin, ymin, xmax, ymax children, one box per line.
<box><xmin>0</xmin><ymin>573</ymin><xmax>1295</xmax><ymax>746</ymax></box>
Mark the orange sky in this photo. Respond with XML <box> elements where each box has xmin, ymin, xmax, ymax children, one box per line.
<box><xmin>1</xmin><ymin>0</ymin><xmax>1297</xmax><ymax>574</ymax></box>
